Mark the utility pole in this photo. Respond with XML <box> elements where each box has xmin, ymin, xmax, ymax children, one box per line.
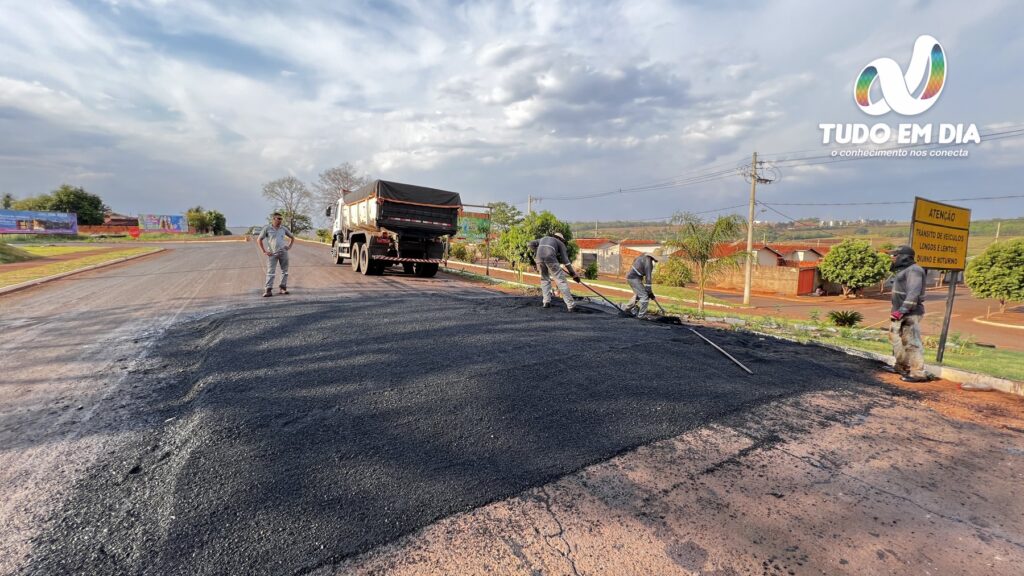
<box><xmin>995</xmin><ymin>221</ymin><xmax>1001</xmax><ymax>243</ymax></box>
<box><xmin>527</xmin><ymin>195</ymin><xmax>533</xmax><ymax>215</ymax></box>
<box><xmin>742</xmin><ymin>152</ymin><xmax>776</xmax><ymax>305</ymax></box>
<box><xmin>743</xmin><ymin>152</ymin><xmax>758</xmax><ymax>305</ymax></box>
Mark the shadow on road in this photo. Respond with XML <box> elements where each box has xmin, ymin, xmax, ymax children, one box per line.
<box><xmin>25</xmin><ymin>294</ymin><xmax>891</xmax><ymax>575</ymax></box>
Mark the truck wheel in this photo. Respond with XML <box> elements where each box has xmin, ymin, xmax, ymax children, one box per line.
<box><xmin>415</xmin><ymin>262</ymin><xmax>439</xmax><ymax>278</ymax></box>
<box><xmin>332</xmin><ymin>245</ymin><xmax>344</xmax><ymax>265</ymax></box>
<box><xmin>403</xmin><ymin>263</ymin><xmax>415</xmax><ymax>274</ymax></box>
<box><xmin>359</xmin><ymin>244</ymin><xmax>372</xmax><ymax>275</ymax></box>
<box><xmin>351</xmin><ymin>243</ymin><xmax>362</xmax><ymax>272</ymax></box>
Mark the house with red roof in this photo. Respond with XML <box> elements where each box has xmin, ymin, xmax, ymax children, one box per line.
<box><xmin>571</xmin><ymin>237</ymin><xmax>618</xmax><ymax>274</ymax></box>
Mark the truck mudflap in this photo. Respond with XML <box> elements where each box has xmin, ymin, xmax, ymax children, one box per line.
<box><xmin>371</xmin><ymin>256</ymin><xmax>444</xmax><ymax>264</ymax></box>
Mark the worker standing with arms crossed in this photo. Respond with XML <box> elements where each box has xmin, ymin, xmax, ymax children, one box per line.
<box><xmin>888</xmin><ymin>245</ymin><xmax>930</xmax><ymax>382</ymax></box>
<box><xmin>528</xmin><ymin>232</ymin><xmax>580</xmax><ymax>312</ymax></box>
<box><xmin>623</xmin><ymin>254</ymin><xmax>658</xmax><ymax>319</ymax></box>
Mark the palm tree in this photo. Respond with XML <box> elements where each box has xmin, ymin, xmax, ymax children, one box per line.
<box><xmin>665</xmin><ymin>213</ymin><xmax>746</xmax><ymax>315</ymax></box>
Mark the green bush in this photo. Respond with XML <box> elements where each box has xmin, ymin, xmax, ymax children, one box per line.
<box><xmin>965</xmin><ymin>238</ymin><xmax>1024</xmax><ymax>313</ymax></box>
<box><xmin>653</xmin><ymin>256</ymin><xmax>693</xmax><ymax>287</ymax></box>
<box><xmin>818</xmin><ymin>239</ymin><xmax>889</xmax><ymax>297</ymax></box>
<box><xmin>828</xmin><ymin>310</ymin><xmax>863</xmax><ymax>327</ymax></box>
<box><xmin>315</xmin><ymin>228</ymin><xmax>330</xmax><ymax>243</ymax></box>
<box><xmin>449</xmin><ymin>243</ymin><xmax>470</xmax><ymax>261</ymax></box>
<box><xmin>584</xmin><ymin>261</ymin><xmax>599</xmax><ymax>280</ymax></box>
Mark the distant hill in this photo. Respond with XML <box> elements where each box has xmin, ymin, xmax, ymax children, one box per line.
<box><xmin>569</xmin><ymin>217</ymin><xmax>1024</xmax><ymax>257</ymax></box>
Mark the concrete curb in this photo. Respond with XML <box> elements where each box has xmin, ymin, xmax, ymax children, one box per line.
<box><xmin>444</xmin><ymin>260</ymin><xmax>735</xmax><ymax>309</ymax></box>
<box><xmin>972</xmin><ymin>316</ymin><xmax>1024</xmax><ymax>331</ymax></box>
<box><xmin>0</xmin><ymin>248</ymin><xmax>166</xmax><ymax>297</ymax></box>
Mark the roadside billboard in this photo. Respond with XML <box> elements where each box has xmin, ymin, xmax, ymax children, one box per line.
<box><xmin>910</xmin><ymin>197</ymin><xmax>971</xmax><ymax>270</ymax></box>
<box><xmin>457</xmin><ymin>211</ymin><xmax>490</xmax><ymax>242</ymax></box>
<box><xmin>0</xmin><ymin>209</ymin><xmax>78</xmax><ymax>235</ymax></box>
<box><xmin>138</xmin><ymin>214</ymin><xmax>188</xmax><ymax>233</ymax></box>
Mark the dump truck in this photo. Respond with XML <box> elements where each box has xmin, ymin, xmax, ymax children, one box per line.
<box><xmin>327</xmin><ymin>179</ymin><xmax>462</xmax><ymax>277</ymax></box>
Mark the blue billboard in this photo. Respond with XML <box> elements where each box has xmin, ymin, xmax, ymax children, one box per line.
<box><xmin>0</xmin><ymin>209</ymin><xmax>78</xmax><ymax>235</ymax></box>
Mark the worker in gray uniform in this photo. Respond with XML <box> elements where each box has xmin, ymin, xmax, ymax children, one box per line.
<box><xmin>888</xmin><ymin>245</ymin><xmax>929</xmax><ymax>382</ymax></box>
<box><xmin>623</xmin><ymin>254</ymin><xmax>658</xmax><ymax>319</ymax></box>
<box><xmin>528</xmin><ymin>232</ymin><xmax>580</xmax><ymax>312</ymax></box>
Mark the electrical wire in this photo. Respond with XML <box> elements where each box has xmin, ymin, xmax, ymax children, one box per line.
<box><xmin>763</xmin><ymin>194</ymin><xmax>1024</xmax><ymax>207</ymax></box>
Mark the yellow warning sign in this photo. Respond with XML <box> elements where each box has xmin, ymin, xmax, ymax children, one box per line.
<box><xmin>911</xmin><ymin>197</ymin><xmax>971</xmax><ymax>270</ymax></box>
<box><xmin>913</xmin><ymin>197</ymin><xmax>972</xmax><ymax>230</ymax></box>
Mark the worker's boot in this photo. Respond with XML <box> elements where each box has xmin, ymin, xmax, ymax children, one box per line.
<box><xmin>279</xmin><ymin>286</ymin><xmax>289</xmax><ymax>295</ymax></box>
<box><xmin>262</xmin><ymin>288</ymin><xmax>273</xmax><ymax>297</ymax></box>
<box><xmin>541</xmin><ymin>301</ymin><xmax>550</xmax><ymax>308</ymax></box>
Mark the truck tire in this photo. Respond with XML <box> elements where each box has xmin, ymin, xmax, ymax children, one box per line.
<box><xmin>415</xmin><ymin>262</ymin><xmax>439</xmax><ymax>278</ymax></box>
<box><xmin>359</xmin><ymin>243</ymin><xmax>372</xmax><ymax>276</ymax></box>
<box><xmin>332</xmin><ymin>245</ymin><xmax>344</xmax><ymax>265</ymax></box>
<box><xmin>351</xmin><ymin>243</ymin><xmax>362</xmax><ymax>272</ymax></box>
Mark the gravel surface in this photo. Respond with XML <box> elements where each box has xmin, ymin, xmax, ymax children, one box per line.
<box><xmin>23</xmin><ymin>294</ymin><xmax>883</xmax><ymax>575</ymax></box>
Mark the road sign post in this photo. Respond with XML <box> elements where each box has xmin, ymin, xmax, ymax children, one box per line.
<box><xmin>909</xmin><ymin>197</ymin><xmax>971</xmax><ymax>363</ymax></box>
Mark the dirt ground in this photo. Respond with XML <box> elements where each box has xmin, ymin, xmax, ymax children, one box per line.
<box><xmin>329</xmin><ymin>382</ymin><xmax>1024</xmax><ymax>576</ymax></box>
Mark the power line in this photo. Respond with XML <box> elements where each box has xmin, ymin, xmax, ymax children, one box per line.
<box><xmin>764</xmin><ymin>194</ymin><xmax>1024</xmax><ymax>207</ymax></box>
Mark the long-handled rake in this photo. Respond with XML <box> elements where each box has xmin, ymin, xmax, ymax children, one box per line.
<box><xmin>574</xmin><ymin>278</ymin><xmax>633</xmax><ymax>318</ymax></box>
<box><xmin>652</xmin><ymin>299</ymin><xmax>752</xmax><ymax>374</ymax></box>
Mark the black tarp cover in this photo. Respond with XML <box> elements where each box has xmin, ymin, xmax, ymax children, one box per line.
<box><xmin>344</xmin><ymin>180</ymin><xmax>462</xmax><ymax>208</ymax></box>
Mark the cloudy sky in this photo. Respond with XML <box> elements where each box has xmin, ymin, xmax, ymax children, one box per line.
<box><xmin>1</xmin><ymin>0</ymin><xmax>1022</xmax><ymax>226</ymax></box>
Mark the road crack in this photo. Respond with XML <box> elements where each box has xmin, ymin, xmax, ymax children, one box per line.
<box><xmin>538</xmin><ymin>486</ymin><xmax>581</xmax><ymax>576</ymax></box>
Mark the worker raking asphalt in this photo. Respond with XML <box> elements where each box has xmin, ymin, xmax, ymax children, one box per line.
<box><xmin>25</xmin><ymin>293</ymin><xmax>886</xmax><ymax>575</ymax></box>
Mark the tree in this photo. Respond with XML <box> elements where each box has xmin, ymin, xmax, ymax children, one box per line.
<box><xmin>665</xmin><ymin>213</ymin><xmax>745</xmax><ymax>315</ymax></box>
<box><xmin>487</xmin><ymin>201</ymin><xmax>523</xmax><ymax>232</ymax></box>
<box><xmin>207</xmin><ymin>210</ymin><xmax>227</xmax><ymax>235</ymax></box>
<box><xmin>186</xmin><ymin>206</ymin><xmax>212</xmax><ymax>234</ymax></box>
<box><xmin>12</xmin><ymin>194</ymin><xmax>56</xmax><ymax>211</ymax></box>
<box><xmin>1</xmin><ymin>193</ymin><xmax>12</xmax><ymax>209</ymax></box>
<box><xmin>818</xmin><ymin>239</ymin><xmax>890</xmax><ymax>297</ymax></box>
<box><xmin>48</xmin><ymin>185</ymin><xmax>107</xmax><ymax>225</ymax></box>
<box><xmin>494</xmin><ymin>211</ymin><xmax>576</xmax><ymax>283</ymax></box>
<box><xmin>966</xmin><ymin>238</ymin><xmax>1024</xmax><ymax>313</ymax></box>
<box><xmin>270</xmin><ymin>211</ymin><xmax>313</xmax><ymax>234</ymax></box>
<box><xmin>312</xmin><ymin>163</ymin><xmax>370</xmax><ymax>223</ymax></box>
<box><xmin>653</xmin><ymin>256</ymin><xmax>693</xmax><ymax>287</ymax></box>
<box><xmin>262</xmin><ymin>176</ymin><xmax>313</xmax><ymax>233</ymax></box>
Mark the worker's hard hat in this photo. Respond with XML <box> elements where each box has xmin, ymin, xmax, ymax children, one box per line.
<box><xmin>552</xmin><ymin>232</ymin><xmax>566</xmax><ymax>241</ymax></box>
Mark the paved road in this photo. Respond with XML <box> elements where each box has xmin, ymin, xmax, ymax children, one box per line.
<box><xmin>0</xmin><ymin>240</ymin><xmax>474</xmax><ymax>573</ymax></box>
<box><xmin>2</xmin><ymin>241</ymin><xmax>1021</xmax><ymax>575</ymax></box>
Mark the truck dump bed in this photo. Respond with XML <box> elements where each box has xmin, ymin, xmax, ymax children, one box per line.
<box><xmin>344</xmin><ymin>180</ymin><xmax>462</xmax><ymax>236</ymax></box>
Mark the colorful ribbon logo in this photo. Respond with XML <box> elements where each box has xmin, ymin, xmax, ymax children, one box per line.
<box><xmin>854</xmin><ymin>35</ymin><xmax>945</xmax><ymax>116</ymax></box>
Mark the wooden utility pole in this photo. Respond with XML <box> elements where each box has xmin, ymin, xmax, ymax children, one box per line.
<box><xmin>527</xmin><ymin>195</ymin><xmax>533</xmax><ymax>215</ymax></box>
<box><xmin>743</xmin><ymin>152</ymin><xmax>758</xmax><ymax>305</ymax></box>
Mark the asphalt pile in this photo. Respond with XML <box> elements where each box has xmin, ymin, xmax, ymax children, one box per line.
<box><xmin>26</xmin><ymin>295</ymin><xmax>884</xmax><ymax>575</ymax></box>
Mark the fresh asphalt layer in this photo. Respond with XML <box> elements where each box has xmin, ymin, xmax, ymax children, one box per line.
<box><xmin>25</xmin><ymin>293</ymin><xmax>885</xmax><ymax>575</ymax></box>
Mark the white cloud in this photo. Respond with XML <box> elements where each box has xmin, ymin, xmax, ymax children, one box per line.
<box><xmin>0</xmin><ymin>0</ymin><xmax>1021</xmax><ymax>224</ymax></box>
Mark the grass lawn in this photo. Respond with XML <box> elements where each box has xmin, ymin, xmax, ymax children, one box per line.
<box><xmin>654</xmin><ymin>300</ymin><xmax>1024</xmax><ymax>382</ymax></box>
<box><xmin>19</xmin><ymin>245</ymin><xmax>105</xmax><ymax>257</ymax></box>
<box><xmin>0</xmin><ymin>247</ymin><xmax>161</xmax><ymax>289</ymax></box>
<box><xmin>582</xmin><ymin>278</ymin><xmax>731</xmax><ymax>306</ymax></box>
<box><xmin>0</xmin><ymin>242</ymin><xmax>40</xmax><ymax>264</ymax></box>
